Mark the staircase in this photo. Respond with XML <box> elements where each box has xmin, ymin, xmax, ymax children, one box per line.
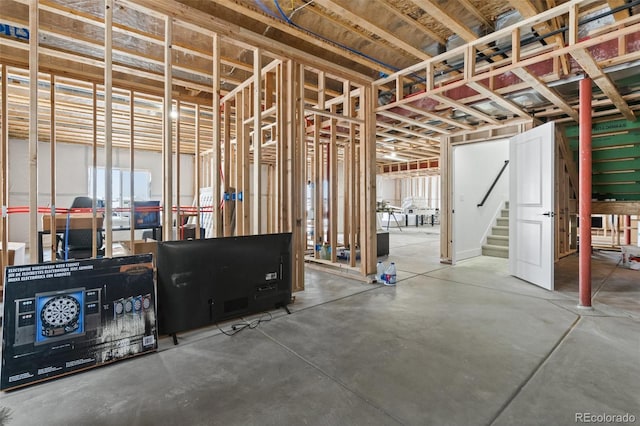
<box><xmin>482</xmin><ymin>201</ymin><xmax>509</xmax><ymax>258</ymax></box>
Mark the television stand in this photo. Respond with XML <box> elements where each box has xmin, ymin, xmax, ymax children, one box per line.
<box><xmin>277</xmin><ymin>302</ymin><xmax>292</xmax><ymax>315</ymax></box>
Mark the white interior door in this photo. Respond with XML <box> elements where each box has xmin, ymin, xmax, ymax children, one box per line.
<box><xmin>509</xmin><ymin>122</ymin><xmax>555</xmax><ymax>290</ymax></box>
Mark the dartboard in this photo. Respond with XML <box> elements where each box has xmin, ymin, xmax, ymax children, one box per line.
<box><xmin>41</xmin><ymin>295</ymin><xmax>81</xmax><ymax>328</ymax></box>
<box><xmin>114</xmin><ymin>300</ymin><xmax>124</xmax><ymax>315</ymax></box>
<box><xmin>133</xmin><ymin>297</ymin><xmax>142</xmax><ymax>312</ymax></box>
<box><xmin>124</xmin><ymin>298</ymin><xmax>133</xmax><ymax>313</ymax></box>
<box><xmin>142</xmin><ymin>296</ymin><xmax>151</xmax><ymax>310</ymax></box>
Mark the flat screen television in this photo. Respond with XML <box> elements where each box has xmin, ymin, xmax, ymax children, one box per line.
<box><xmin>156</xmin><ymin>233</ymin><xmax>292</xmax><ymax>335</ymax></box>
<box><xmin>133</xmin><ymin>200</ymin><xmax>161</xmax><ymax>229</ymax></box>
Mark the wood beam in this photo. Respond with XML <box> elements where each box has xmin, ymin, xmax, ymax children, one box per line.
<box><xmin>379</xmin><ymin>0</ymin><xmax>446</xmax><ymax>45</ymax></box>
<box><xmin>410</xmin><ymin>0</ymin><xmax>478</xmax><ymax>42</ymax></box>
<box><xmin>592</xmin><ymin>201</ymin><xmax>640</xmax><ymax>215</ymax></box>
<box><xmin>511</xmin><ymin>67</ymin><xmax>579</xmax><ymax>121</ymax></box>
<box><xmin>180</xmin><ymin>0</ymin><xmax>393</xmax><ymax>74</ymax></box>
<box><xmin>508</xmin><ymin>0</ymin><xmax>570</xmax><ymax>75</ymax></box>
<box><xmin>570</xmin><ymin>48</ymin><xmax>636</xmax><ymax>122</ymax></box>
<box><xmin>608</xmin><ymin>0</ymin><xmax>631</xmax><ymax>21</ymax></box>
<box><xmin>123</xmin><ymin>0</ymin><xmax>373</xmax><ymax>84</ymax></box>
<box><xmin>429</xmin><ymin>94</ymin><xmax>500</xmax><ymax>125</ymax></box>
<box><xmin>398</xmin><ymin>105</ymin><xmax>474</xmax><ymax>130</ymax></box>
<box><xmin>457</xmin><ymin>0</ymin><xmax>493</xmax><ymax>29</ymax></box>
<box><xmin>375</xmin><ymin>121</ymin><xmax>441</xmax><ymax>142</ymax></box>
<box><xmin>377</xmin><ymin>110</ymin><xmax>452</xmax><ymax>134</ymax></box>
<box><xmin>312</xmin><ymin>0</ymin><xmax>430</xmax><ymax>60</ymax></box>
<box><xmin>466</xmin><ymin>81</ymin><xmax>530</xmax><ymax>119</ymax></box>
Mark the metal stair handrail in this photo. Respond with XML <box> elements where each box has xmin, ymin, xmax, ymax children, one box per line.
<box><xmin>477</xmin><ymin>160</ymin><xmax>510</xmax><ymax>207</ymax></box>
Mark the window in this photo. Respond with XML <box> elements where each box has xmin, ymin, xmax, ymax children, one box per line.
<box><xmin>88</xmin><ymin>167</ymin><xmax>152</xmax><ymax>214</ymax></box>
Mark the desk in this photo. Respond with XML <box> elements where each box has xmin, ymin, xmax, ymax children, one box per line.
<box><xmin>37</xmin><ymin>226</ymin><xmax>161</xmax><ymax>263</ymax></box>
<box><xmin>43</xmin><ymin>213</ymin><xmax>104</xmax><ymax>232</ymax></box>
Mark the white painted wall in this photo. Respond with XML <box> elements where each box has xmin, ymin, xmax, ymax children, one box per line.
<box><xmin>453</xmin><ymin>139</ymin><xmax>509</xmax><ymax>261</ymax></box>
<box><xmin>376</xmin><ymin>175</ymin><xmax>441</xmax><ymax>210</ymax></box>
<box><xmin>8</xmin><ymin>139</ymin><xmax>194</xmax><ymax>247</ymax></box>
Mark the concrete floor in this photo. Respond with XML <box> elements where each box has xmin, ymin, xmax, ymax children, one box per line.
<box><xmin>0</xmin><ymin>227</ymin><xmax>638</xmax><ymax>425</ymax></box>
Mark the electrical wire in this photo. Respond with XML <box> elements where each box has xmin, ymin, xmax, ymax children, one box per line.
<box><xmin>216</xmin><ymin>312</ymin><xmax>273</xmax><ymax>336</ymax></box>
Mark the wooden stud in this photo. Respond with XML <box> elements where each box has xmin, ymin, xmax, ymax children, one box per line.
<box><xmin>568</xmin><ymin>3</ymin><xmax>579</xmax><ymax>46</ymax></box>
<box><xmin>349</xmin><ymin>90</ymin><xmax>357</xmax><ymax>267</ymax></box>
<box><xmin>50</xmin><ymin>75</ymin><xmax>57</xmax><ymax>260</ymax></box>
<box><xmin>286</xmin><ymin>62</ymin><xmax>293</xmax><ymax>233</ymax></box>
<box><xmin>295</xmin><ymin>62</ymin><xmax>306</xmax><ymax>291</ymax></box>
<box><xmin>265</xmin><ymin>71</ymin><xmax>275</xmax><ymax>110</ymax></box>
<box><xmin>162</xmin><ymin>15</ymin><xmax>173</xmax><ymax>240</ymax></box>
<box><xmin>129</xmin><ymin>90</ymin><xmax>135</xmax><ymax>246</ymax></box>
<box><xmin>426</xmin><ymin>62</ymin><xmax>434</xmax><ymax>91</ymax></box>
<box><xmin>464</xmin><ymin>45</ymin><xmax>476</xmax><ymax>82</ymax></box>
<box><xmin>275</xmin><ymin>62</ymin><xmax>284</xmax><ymax>233</ymax></box>
<box><xmin>440</xmin><ymin>135</ymin><xmax>453</xmax><ymax>264</ymax></box>
<box><xmin>253</xmin><ymin>48</ymin><xmax>262</xmax><ymax>234</ymax></box>
<box><xmin>266</xmin><ymin>164</ymin><xmax>273</xmax><ymax>233</ymax></box>
<box><xmin>343</xmin><ymin>144</ymin><xmax>350</xmax><ymax>252</ymax></box>
<box><xmin>314</xmin><ymin>72</ymin><xmax>324</xmax><ymax>257</ymax></box>
<box><xmin>91</xmin><ymin>82</ymin><xmax>98</xmax><ymax>258</ymax></box>
<box><xmin>244</xmin><ymin>86</ymin><xmax>252</xmax><ymax>235</ymax></box>
<box><xmin>1</xmin><ymin>65</ymin><xmax>8</xmax><ymax>272</ymax></box>
<box><xmin>512</xmin><ymin>27</ymin><xmax>521</xmax><ymax>64</ymax></box>
<box><xmin>104</xmin><ymin>0</ymin><xmax>114</xmax><ymax>256</ymax></box>
<box><xmin>223</xmin><ymin>100</ymin><xmax>232</xmax><ymax>236</ymax></box>
<box><xmin>360</xmin><ymin>84</ymin><xmax>377</xmax><ymax>276</ymax></box>
<box><xmin>28</xmin><ymin>0</ymin><xmax>39</xmax><ymax>263</ymax></box>
<box><xmin>212</xmin><ymin>33</ymin><xmax>222</xmax><ymax>238</ymax></box>
<box><xmin>194</xmin><ymin>104</ymin><xmax>201</xmax><ymax>238</ymax></box>
<box><xmin>330</xmin><ymin>105</ymin><xmax>338</xmax><ymax>262</ymax></box>
<box><xmin>176</xmin><ymin>100</ymin><xmax>181</xmax><ymax>238</ymax></box>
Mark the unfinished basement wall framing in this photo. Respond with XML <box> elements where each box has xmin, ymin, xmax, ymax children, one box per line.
<box><xmin>302</xmin><ymin>67</ymin><xmax>377</xmax><ymax>275</ymax></box>
<box><xmin>556</xmin><ymin>129</ymin><xmax>579</xmax><ymax>259</ymax></box>
<box><xmin>0</xmin><ymin>0</ymin><xmax>379</xmax><ymax>291</ymax></box>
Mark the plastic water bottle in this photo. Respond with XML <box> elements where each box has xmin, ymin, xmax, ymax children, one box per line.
<box><xmin>376</xmin><ymin>261</ymin><xmax>385</xmax><ymax>283</ymax></box>
<box><xmin>320</xmin><ymin>243</ymin><xmax>328</xmax><ymax>260</ymax></box>
<box><xmin>384</xmin><ymin>262</ymin><xmax>397</xmax><ymax>286</ymax></box>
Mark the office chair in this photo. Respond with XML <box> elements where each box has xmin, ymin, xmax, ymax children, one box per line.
<box><xmin>57</xmin><ymin>197</ymin><xmax>105</xmax><ymax>260</ymax></box>
<box><xmin>70</xmin><ymin>196</ymin><xmax>93</xmax><ymax>210</ymax></box>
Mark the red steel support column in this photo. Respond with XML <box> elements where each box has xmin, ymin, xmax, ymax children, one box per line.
<box><xmin>624</xmin><ymin>215</ymin><xmax>631</xmax><ymax>245</ymax></box>
<box><xmin>579</xmin><ymin>77</ymin><xmax>592</xmax><ymax>308</ymax></box>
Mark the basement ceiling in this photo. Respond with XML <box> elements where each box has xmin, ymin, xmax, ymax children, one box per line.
<box><xmin>1</xmin><ymin>0</ymin><xmax>639</xmax><ymax>170</ymax></box>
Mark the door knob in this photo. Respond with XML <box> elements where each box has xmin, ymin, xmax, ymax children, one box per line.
<box><xmin>542</xmin><ymin>211</ymin><xmax>555</xmax><ymax>217</ymax></box>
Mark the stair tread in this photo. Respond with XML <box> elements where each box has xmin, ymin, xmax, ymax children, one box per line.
<box><xmin>488</xmin><ymin>235</ymin><xmax>509</xmax><ymax>240</ymax></box>
<box><xmin>493</xmin><ymin>225</ymin><xmax>509</xmax><ymax>229</ymax></box>
<box><xmin>482</xmin><ymin>244</ymin><xmax>509</xmax><ymax>251</ymax></box>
